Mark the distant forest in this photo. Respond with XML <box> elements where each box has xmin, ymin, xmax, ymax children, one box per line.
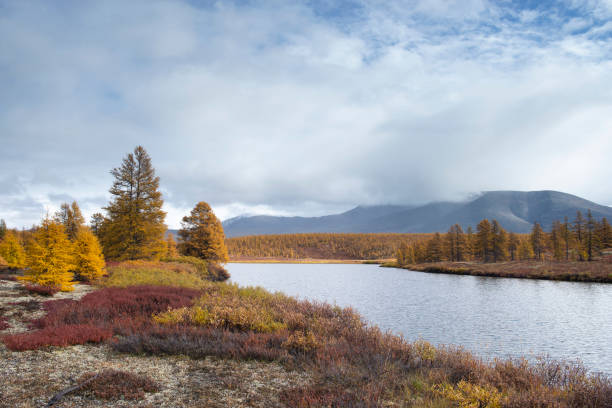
<box><xmin>225</xmin><ymin>233</ymin><xmax>432</xmax><ymax>260</ymax></box>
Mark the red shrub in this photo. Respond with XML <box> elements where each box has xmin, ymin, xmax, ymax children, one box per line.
<box><xmin>3</xmin><ymin>286</ymin><xmax>200</xmax><ymax>351</ymax></box>
<box><xmin>24</xmin><ymin>284</ymin><xmax>60</xmax><ymax>296</ymax></box>
<box><xmin>0</xmin><ymin>315</ymin><xmax>10</xmax><ymax>330</ymax></box>
<box><xmin>3</xmin><ymin>325</ymin><xmax>112</xmax><ymax>351</ymax></box>
<box><xmin>77</xmin><ymin>369</ymin><xmax>160</xmax><ymax>400</ymax></box>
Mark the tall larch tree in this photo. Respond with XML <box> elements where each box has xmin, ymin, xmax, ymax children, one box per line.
<box><xmin>550</xmin><ymin>220</ymin><xmax>564</xmax><ymax>261</ymax></box>
<box><xmin>445</xmin><ymin>224</ymin><xmax>466</xmax><ymax>262</ymax></box>
<box><xmin>530</xmin><ymin>222</ymin><xmax>546</xmax><ymax>261</ymax></box>
<box><xmin>90</xmin><ymin>213</ymin><xmax>106</xmax><ymax>238</ymax></box>
<box><xmin>0</xmin><ymin>230</ymin><xmax>27</xmax><ymax>269</ymax></box>
<box><xmin>166</xmin><ymin>233</ymin><xmax>179</xmax><ymax>258</ymax></box>
<box><xmin>54</xmin><ymin>201</ymin><xmax>85</xmax><ymax>240</ymax></box>
<box><xmin>561</xmin><ymin>216</ymin><xmax>572</xmax><ymax>261</ymax></box>
<box><xmin>22</xmin><ymin>218</ymin><xmax>75</xmax><ymax>291</ymax></box>
<box><xmin>508</xmin><ymin>232</ymin><xmax>520</xmax><ymax>261</ymax></box>
<box><xmin>476</xmin><ymin>219</ymin><xmax>492</xmax><ymax>262</ymax></box>
<box><xmin>491</xmin><ymin>220</ymin><xmax>508</xmax><ymax>262</ymax></box>
<box><xmin>573</xmin><ymin>211</ymin><xmax>586</xmax><ymax>261</ymax></box>
<box><xmin>178</xmin><ymin>201</ymin><xmax>229</xmax><ymax>263</ymax></box>
<box><xmin>101</xmin><ymin>146</ymin><xmax>167</xmax><ymax>260</ymax></box>
<box><xmin>585</xmin><ymin>210</ymin><xmax>599</xmax><ymax>261</ymax></box>
<box><xmin>598</xmin><ymin>218</ymin><xmax>612</xmax><ymax>249</ymax></box>
<box><xmin>73</xmin><ymin>227</ymin><xmax>106</xmax><ymax>281</ymax></box>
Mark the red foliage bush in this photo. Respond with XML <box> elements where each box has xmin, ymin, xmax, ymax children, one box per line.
<box><xmin>0</xmin><ymin>315</ymin><xmax>10</xmax><ymax>330</ymax></box>
<box><xmin>24</xmin><ymin>283</ymin><xmax>60</xmax><ymax>296</ymax></box>
<box><xmin>3</xmin><ymin>325</ymin><xmax>112</xmax><ymax>351</ymax></box>
<box><xmin>77</xmin><ymin>369</ymin><xmax>160</xmax><ymax>400</ymax></box>
<box><xmin>2</xmin><ymin>286</ymin><xmax>200</xmax><ymax>351</ymax></box>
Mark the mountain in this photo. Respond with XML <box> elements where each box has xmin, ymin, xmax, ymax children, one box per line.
<box><xmin>222</xmin><ymin>191</ymin><xmax>612</xmax><ymax>237</ymax></box>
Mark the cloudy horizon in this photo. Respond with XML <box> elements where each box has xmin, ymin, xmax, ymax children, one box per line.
<box><xmin>1</xmin><ymin>0</ymin><xmax>611</xmax><ymax>229</ymax></box>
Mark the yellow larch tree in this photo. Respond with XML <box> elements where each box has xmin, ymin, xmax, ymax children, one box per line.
<box><xmin>178</xmin><ymin>201</ymin><xmax>229</xmax><ymax>263</ymax></box>
<box><xmin>0</xmin><ymin>230</ymin><xmax>27</xmax><ymax>269</ymax></box>
<box><xmin>74</xmin><ymin>227</ymin><xmax>106</xmax><ymax>281</ymax></box>
<box><xmin>166</xmin><ymin>233</ymin><xmax>179</xmax><ymax>258</ymax></box>
<box><xmin>21</xmin><ymin>218</ymin><xmax>76</xmax><ymax>291</ymax></box>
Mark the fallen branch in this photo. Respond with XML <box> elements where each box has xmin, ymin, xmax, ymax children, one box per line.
<box><xmin>46</xmin><ymin>372</ymin><xmax>100</xmax><ymax>407</ymax></box>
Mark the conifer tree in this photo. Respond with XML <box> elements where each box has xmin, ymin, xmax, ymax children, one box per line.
<box><xmin>598</xmin><ymin>218</ymin><xmax>612</xmax><ymax>249</ymax></box>
<box><xmin>0</xmin><ymin>219</ymin><xmax>6</xmax><ymax>240</ymax></box>
<box><xmin>585</xmin><ymin>210</ymin><xmax>599</xmax><ymax>261</ymax></box>
<box><xmin>426</xmin><ymin>232</ymin><xmax>444</xmax><ymax>262</ymax></box>
<box><xmin>445</xmin><ymin>224</ymin><xmax>466</xmax><ymax>262</ymax></box>
<box><xmin>90</xmin><ymin>213</ymin><xmax>106</xmax><ymax>238</ymax></box>
<box><xmin>573</xmin><ymin>211</ymin><xmax>586</xmax><ymax>261</ymax></box>
<box><xmin>54</xmin><ymin>201</ymin><xmax>85</xmax><ymax>240</ymax></box>
<box><xmin>0</xmin><ymin>230</ymin><xmax>27</xmax><ymax>269</ymax></box>
<box><xmin>508</xmin><ymin>232</ymin><xmax>520</xmax><ymax>261</ymax></box>
<box><xmin>518</xmin><ymin>238</ymin><xmax>534</xmax><ymax>260</ymax></box>
<box><xmin>476</xmin><ymin>219</ymin><xmax>492</xmax><ymax>262</ymax></box>
<box><xmin>530</xmin><ymin>222</ymin><xmax>546</xmax><ymax>261</ymax></box>
<box><xmin>73</xmin><ymin>227</ymin><xmax>106</xmax><ymax>281</ymax></box>
<box><xmin>490</xmin><ymin>220</ymin><xmax>508</xmax><ymax>262</ymax></box>
<box><xmin>101</xmin><ymin>146</ymin><xmax>167</xmax><ymax>260</ymax></box>
<box><xmin>465</xmin><ymin>226</ymin><xmax>475</xmax><ymax>260</ymax></box>
<box><xmin>166</xmin><ymin>233</ymin><xmax>179</xmax><ymax>258</ymax></box>
<box><xmin>21</xmin><ymin>218</ymin><xmax>75</xmax><ymax>291</ymax></box>
<box><xmin>178</xmin><ymin>201</ymin><xmax>229</xmax><ymax>263</ymax></box>
<box><xmin>550</xmin><ymin>220</ymin><xmax>564</xmax><ymax>261</ymax></box>
<box><xmin>561</xmin><ymin>216</ymin><xmax>572</xmax><ymax>261</ymax></box>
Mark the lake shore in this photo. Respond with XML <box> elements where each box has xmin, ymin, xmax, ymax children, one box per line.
<box><xmin>229</xmin><ymin>257</ymin><xmax>391</xmax><ymax>264</ymax></box>
<box><xmin>382</xmin><ymin>260</ymin><xmax>612</xmax><ymax>283</ymax></box>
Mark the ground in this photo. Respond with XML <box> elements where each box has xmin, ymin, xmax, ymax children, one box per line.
<box><xmin>0</xmin><ymin>279</ymin><xmax>310</xmax><ymax>408</ymax></box>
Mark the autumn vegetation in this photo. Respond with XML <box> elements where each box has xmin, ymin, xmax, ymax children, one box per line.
<box><xmin>226</xmin><ymin>232</ymin><xmax>432</xmax><ymax>261</ymax></box>
<box><xmin>1</xmin><ymin>146</ymin><xmax>611</xmax><ymax>406</ymax></box>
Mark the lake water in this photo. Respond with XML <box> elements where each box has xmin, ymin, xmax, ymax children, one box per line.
<box><xmin>228</xmin><ymin>263</ymin><xmax>612</xmax><ymax>375</ymax></box>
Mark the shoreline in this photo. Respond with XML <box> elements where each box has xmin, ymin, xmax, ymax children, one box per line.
<box><xmin>228</xmin><ymin>258</ymin><xmax>389</xmax><ymax>264</ymax></box>
<box><xmin>382</xmin><ymin>260</ymin><xmax>612</xmax><ymax>284</ymax></box>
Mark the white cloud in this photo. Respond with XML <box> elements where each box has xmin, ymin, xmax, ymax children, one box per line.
<box><xmin>0</xmin><ymin>0</ymin><xmax>611</xmax><ymax>228</ymax></box>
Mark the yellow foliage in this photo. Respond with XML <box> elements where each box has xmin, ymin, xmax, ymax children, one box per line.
<box><xmin>432</xmin><ymin>380</ymin><xmax>504</xmax><ymax>408</ymax></box>
<box><xmin>166</xmin><ymin>234</ymin><xmax>178</xmax><ymax>258</ymax></box>
<box><xmin>103</xmin><ymin>260</ymin><xmax>207</xmax><ymax>288</ymax></box>
<box><xmin>178</xmin><ymin>201</ymin><xmax>229</xmax><ymax>263</ymax></box>
<box><xmin>0</xmin><ymin>230</ymin><xmax>27</xmax><ymax>269</ymax></box>
<box><xmin>282</xmin><ymin>331</ymin><xmax>320</xmax><ymax>353</ymax></box>
<box><xmin>21</xmin><ymin>218</ymin><xmax>76</xmax><ymax>292</ymax></box>
<box><xmin>414</xmin><ymin>339</ymin><xmax>437</xmax><ymax>363</ymax></box>
<box><xmin>74</xmin><ymin>227</ymin><xmax>106</xmax><ymax>281</ymax></box>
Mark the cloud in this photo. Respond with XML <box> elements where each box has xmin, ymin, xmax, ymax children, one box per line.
<box><xmin>0</xmin><ymin>0</ymin><xmax>611</xmax><ymax>228</ymax></box>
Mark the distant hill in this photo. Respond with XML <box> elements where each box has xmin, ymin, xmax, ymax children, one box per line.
<box><xmin>222</xmin><ymin>191</ymin><xmax>612</xmax><ymax>237</ymax></box>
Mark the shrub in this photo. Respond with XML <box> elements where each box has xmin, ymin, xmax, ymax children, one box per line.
<box><xmin>103</xmin><ymin>260</ymin><xmax>207</xmax><ymax>288</ymax></box>
<box><xmin>3</xmin><ymin>325</ymin><xmax>112</xmax><ymax>351</ymax></box>
<box><xmin>23</xmin><ymin>283</ymin><xmax>60</xmax><ymax>296</ymax></box>
<box><xmin>2</xmin><ymin>286</ymin><xmax>200</xmax><ymax>350</ymax></box>
<box><xmin>0</xmin><ymin>315</ymin><xmax>10</xmax><ymax>330</ymax></box>
<box><xmin>77</xmin><ymin>369</ymin><xmax>160</xmax><ymax>400</ymax></box>
<box><xmin>164</xmin><ymin>256</ymin><xmax>230</xmax><ymax>281</ymax></box>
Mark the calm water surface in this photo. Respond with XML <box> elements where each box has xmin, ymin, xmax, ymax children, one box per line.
<box><xmin>228</xmin><ymin>263</ymin><xmax>612</xmax><ymax>374</ymax></box>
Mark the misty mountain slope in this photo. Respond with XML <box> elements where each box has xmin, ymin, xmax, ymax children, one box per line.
<box><xmin>222</xmin><ymin>191</ymin><xmax>612</xmax><ymax>237</ymax></box>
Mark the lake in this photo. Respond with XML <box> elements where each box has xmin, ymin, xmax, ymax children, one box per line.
<box><xmin>228</xmin><ymin>263</ymin><xmax>612</xmax><ymax>375</ymax></box>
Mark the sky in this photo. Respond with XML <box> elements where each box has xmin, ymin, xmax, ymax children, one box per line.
<box><xmin>1</xmin><ymin>0</ymin><xmax>611</xmax><ymax>229</ymax></box>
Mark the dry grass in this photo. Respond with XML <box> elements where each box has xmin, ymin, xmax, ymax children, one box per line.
<box><xmin>387</xmin><ymin>259</ymin><xmax>612</xmax><ymax>283</ymax></box>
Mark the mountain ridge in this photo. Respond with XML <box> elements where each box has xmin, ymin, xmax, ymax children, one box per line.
<box><xmin>221</xmin><ymin>190</ymin><xmax>612</xmax><ymax>237</ymax></box>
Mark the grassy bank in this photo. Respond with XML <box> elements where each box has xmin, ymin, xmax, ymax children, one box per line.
<box><xmin>1</xmin><ymin>261</ymin><xmax>612</xmax><ymax>407</ymax></box>
<box><xmin>229</xmin><ymin>257</ymin><xmax>390</xmax><ymax>264</ymax></box>
<box><xmin>384</xmin><ymin>260</ymin><xmax>612</xmax><ymax>283</ymax></box>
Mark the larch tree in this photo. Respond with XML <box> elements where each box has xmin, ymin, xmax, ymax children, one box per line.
<box><xmin>518</xmin><ymin>238</ymin><xmax>534</xmax><ymax>260</ymax></box>
<box><xmin>476</xmin><ymin>219</ymin><xmax>492</xmax><ymax>262</ymax></box>
<box><xmin>550</xmin><ymin>220</ymin><xmax>564</xmax><ymax>261</ymax></box>
<box><xmin>426</xmin><ymin>232</ymin><xmax>444</xmax><ymax>262</ymax></box>
<box><xmin>561</xmin><ymin>216</ymin><xmax>572</xmax><ymax>261</ymax></box>
<box><xmin>508</xmin><ymin>232</ymin><xmax>520</xmax><ymax>261</ymax></box>
<box><xmin>445</xmin><ymin>224</ymin><xmax>466</xmax><ymax>262</ymax></box>
<box><xmin>90</xmin><ymin>212</ymin><xmax>106</xmax><ymax>238</ymax></box>
<box><xmin>178</xmin><ymin>201</ymin><xmax>229</xmax><ymax>263</ymax></box>
<box><xmin>530</xmin><ymin>222</ymin><xmax>546</xmax><ymax>261</ymax></box>
<box><xmin>598</xmin><ymin>218</ymin><xmax>612</xmax><ymax>249</ymax></box>
<box><xmin>0</xmin><ymin>219</ymin><xmax>6</xmax><ymax>240</ymax></box>
<box><xmin>0</xmin><ymin>230</ymin><xmax>27</xmax><ymax>269</ymax></box>
<box><xmin>74</xmin><ymin>227</ymin><xmax>106</xmax><ymax>281</ymax></box>
<box><xmin>490</xmin><ymin>220</ymin><xmax>508</xmax><ymax>262</ymax></box>
<box><xmin>101</xmin><ymin>146</ymin><xmax>167</xmax><ymax>260</ymax></box>
<box><xmin>573</xmin><ymin>211</ymin><xmax>586</xmax><ymax>261</ymax></box>
<box><xmin>54</xmin><ymin>201</ymin><xmax>85</xmax><ymax>240</ymax></box>
<box><xmin>21</xmin><ymin>218</ymin><xmax>75</xmax><ymax>291</ymax></box>
<box><xmin>166</xmin><ymin>233</ymin><xmax>179</xmax><ymax>258</ymax></box>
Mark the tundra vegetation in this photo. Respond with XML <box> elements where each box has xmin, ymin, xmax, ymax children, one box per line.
<box><xmin>0</xmin><ymin>147</ymin><xmax>611</xmax><ymax>406</ymax></box>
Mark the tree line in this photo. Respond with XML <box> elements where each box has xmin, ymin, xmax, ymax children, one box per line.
<box><xmin>0</xmin><ymin>146</ymin><xmax>229</xmax><ymax>291</ymax></box>
<box><xmin>396</xmin><ymin>213</ymin><xmax>612</xmax><ymax>266</ymax></box>
<box><xmin>226</xmin><ymin>233</ymin><xmax>432</xmax><ymax>260</ymax></box>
